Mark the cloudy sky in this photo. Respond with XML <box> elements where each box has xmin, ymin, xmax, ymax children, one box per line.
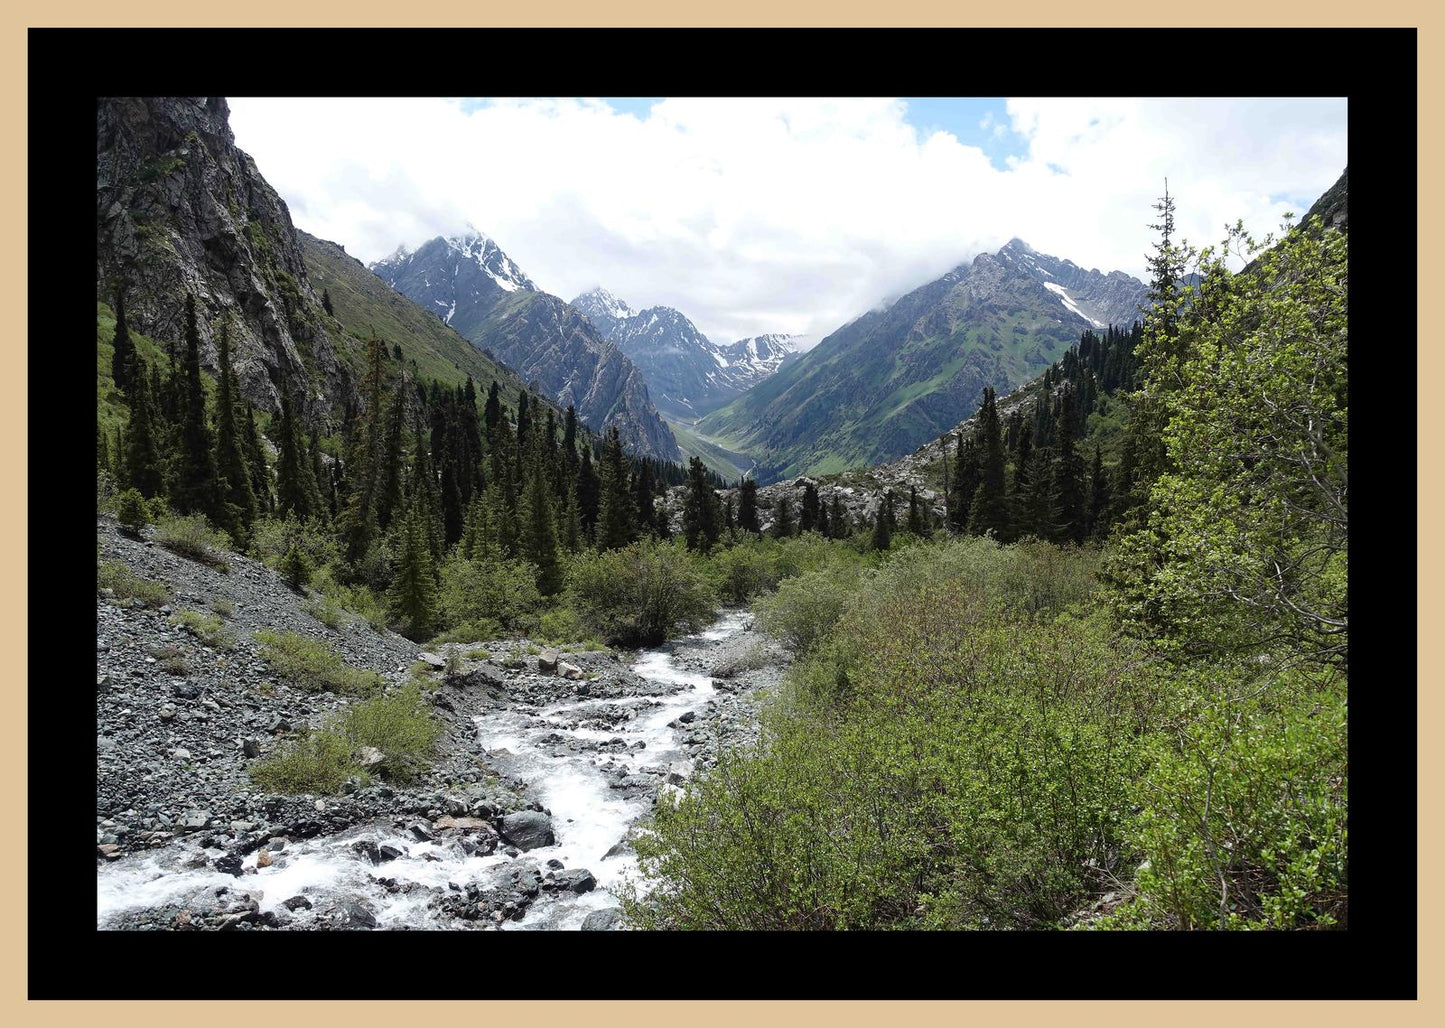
<box><xmin>228</xmin><ymin>96</ymin><xmax>1347</xmax><ymax>349</ymax></box>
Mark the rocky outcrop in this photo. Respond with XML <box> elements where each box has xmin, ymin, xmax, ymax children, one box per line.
<box><xmin>96</xmin><ymin>97</ymin><xmax>348</xmax><ymax>424</ymax></box>
<box><xmin>470</xmin><ymin>292</ymin><xmax>680</xmax><ymax>461</ymax></box>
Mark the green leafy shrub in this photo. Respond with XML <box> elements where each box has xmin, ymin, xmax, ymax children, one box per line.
<box><xmin>625</xmin><ymin>560</ymin><xmax>1162</xmax><ymax>931</ymax></box>
<box><xmin>537</xmin><ymin>606</ymin><xmax>585</xmax><ymax>643</ymax></box>
<box><xmin>209</xmin><ymin>596</ymin><xmax>235</xmax><ymax>619</ymax></box>
<box><xmin>1103</xmin><ymin>667</ymin><xmax>1348</xmax><ymax>930</ymax></box>
<box><xmin>437</xmin><ymin>554</ymin><xmax>544</xmax><ymax>635</ymax></box>
<box><xmin>279</xmin><ymin>544</ymin><xmax>313</xmax><ymax>591</ymax></box>
<box><xmin>753</xmin><ymin>563</ymin><xmax>861</xmax><ymax>656</ymax></box>
<box><xmin>429</xmin><ymin>618</ymin><xmax>505</xmax><ymax>645</ymax></box>
<box><xmin>309</xmin><ymin>566</ymin><xmax>388</xmax><ymax>632</ymax></box>
<box><xmin>114</xmin><ymin>488</ymin><xmax>151</xmax><ymax>535</ymax></box>
<box><xmin>168</xmin><ymin>608</ymin><xmax>236</xmax><ymax>650</ymax></box>
<box><xmin>337</xmin><ymin>682</ymin><xmax>441</xmax><ymax>784</ymax></box>
<box><xmin>301</xmin><ymin>595</ymin><xmax>345</xmax><ymax>630</ymax></box>
<box><xmin>565</xmin><ymin>538</ymin><xmax>717</xmax><ymax>647</ymax></box>
<box><xmin>249</xmin><ymin>731</ymin><xmax>358</xmax><ymax>795</ymax></box>
<box><xmin>97</xmin><ymin>560</ymin><xmax>171</xmax><ymax>607</ymax></box>
<box><xmin>248</xmin><ymin>515</ymin><xmax>340</xmax><ymax>573</ymax></box>
<box><xmin>253</xmin><ymin>630</ymin><xmax>383</xmax><ymax>695</ymax></box>
<box><xmin>153</xmin><ymin>514</ymin><xmax>232</xmax><ymax>571</ymax></box>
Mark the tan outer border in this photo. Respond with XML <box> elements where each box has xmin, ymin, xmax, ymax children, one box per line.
<box><xmin>4</xmin><ymin>2</ymin><xmax>1436</xmax><ymax>1025</ymax></box>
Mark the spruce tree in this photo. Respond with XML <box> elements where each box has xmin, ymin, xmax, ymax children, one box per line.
<box><xmin>967</xmin><ymin>387</ymin><xmax>1008</xmax><ymax>537</ymax></box>
<box><xmin>827</xmin><ymin>494</ymin><xmax>847</xmax><ymax>538</ymax></box>
<box><xmin>562</xmin><ymin>481</ymin><xmax>583</xmax><ymax>552</ymax></box>
<box><xmin>771</xmin><ymin>496</ymin><xmax>794</xmax><ymax>539</ymax></box>
<box><xmin>242</xmin><ymin>401</ymin><xmax>272</xmax><ymax>514</ymax></box>
<box><xmin>738</xmin><ymin>478</ymin><xmax>761</xmax><ymax>534</ymax></box>
<box><xmin>213</xmin><ymin>320</ymin><xmax>257</xmax><ymax>543</ymax></box>
<box><xmin>170</xmin><ymin>295</ymin><xmax>223</xmax><ymax>522</ymax></box>
<box><xmin>388</xmin><ymin>496</ymin><xmax>438</xmax><ymax>640</ymax></box>
<box><xmin>871</xmin><ymin>491</ymin><xmax>894</xmax><ymax>551</ymax></box>
<box><xmin>594</xmin><ymin>427</ymin><xmax>634</xmax><ymax>550</ymax></box>
<box><xmin>800</xmin><ymin>482</ymin><xmax>820</xmax><ymax>533</ymax></box>
<box><xmin>905</xmin><ymin>485</ymin><xmax>927</xmax><ymax>537</ymax></box>
<box><xmin>681</xmin><ymin>456</ymin><xmax>720</xmax><ymax>552</ymax></box>
<box><xmin>110</xmin><ymin>289</ymin><xmax>138</xmax><ymax>397</ymax></box>
<box><xmin>1087</xmin><ymin>444</ymin><xmax>1111</xmax><ymax>541</ymax></box>
<box><xmin>521</xmin><ymin>447</ymin><xmax>563</xmax><ymax>594</ymax></box>
<box><xmin>124</xmin><ymin>369</ymin><xmax>166</xmax><ymax>498</ymax></box>
<box><xmin>950</xmin><ymin>438</ymin><xmax>980</xmax><ymax>534</ymax></box>
<box><xmin>815</xmin><ymin>495</ymin><xmax>829</xmax><ymax>538</ymax></box>
<box><xmin>274</xmin><ymin>381</ymin><xmax>320</xmax><ymax>521</ymax></box>
<box><xmin>1053</xmin><ymin>388</ymin><xmax>1087</xmax><ymax>544</ymax></box>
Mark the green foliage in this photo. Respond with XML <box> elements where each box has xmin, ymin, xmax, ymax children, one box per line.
<box><xmin>168</xmin><ymin>609</ymin><xmax>236</xmax><ymax>650</ymax></box>
<box><xmin>301</xmin><ymin>595</ymin><xmax>345</xmax><ymax>629</ymax></box>
<box><xmin>429</xmin><ymin>618</ymin><xmax>506</xmax><ymax>646</ymax></box>
<box><xmin>753</xmin><ymin>563</ymin><xmax>861</xmax><ymax>656</ymax></box>
<box><xmin>279</xmin><ymin>544</ymin><xmax>313</xmax><ymax>591</ymax></box>
<box><xmin>565</xmin><ymin>537</ymin><xmax>716</xmax><ymax>647</ymax></box>
<box><xmin>97</xmin><ymin>560</ymin><xmax>171</xmax><ymax>607</ymax></box>
<box><xmin>152</xmin><ymin>514</ymin><xmax>232</xmax><ymax>571</ymax></box>
<box><xmin>437</xmin><ymin>553</ymin><xmax>544</xmax><ymax>635</ymax></box>
<box><xmin>537</xmin><ymin>606</ymin><xmax>585</xmax><ymax>643</ymax></box>
<box><xmin>337</xmin><ymin>682</ymin><xmax>442</xmax><ymax>784</ymax></box>
<box><xmin>627</xmin><ymin>567</ymin><xmax>1163</xmax><ymax>930</ymax></box>
<box><xmin>253</xmin><ymin>630</ymin><xmax>384</xmax><ymax>696</ymax></box>
<box><xmin>1106</xmin><ymin>221</ymin><xmax>1347</xmax><ymax>668</ymax></box>
<box><xmin>114</xmin><ymin>488</ymin><xmax>151</xmax><ymax>534</ymax></box>
<box><xmin>249</xmin><ymin>730</ymin><xmax>359</xmax><ymax>795</ymax></box>
<box><xmin>1101</xmin><ymin>666</ymin><xmax>1348</xmax><ymax>930</ymax></box>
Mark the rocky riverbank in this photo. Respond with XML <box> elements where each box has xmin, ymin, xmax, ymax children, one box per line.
<box><xmin>95</xmin><ymin>514</ymin><xmax>787</xmax><ymax>930</ymax></box>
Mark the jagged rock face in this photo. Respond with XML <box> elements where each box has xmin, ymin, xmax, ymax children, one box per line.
<box><xmin>697</xmin><ymin>240</ymin><xmax>1146</xmax><ymax>484</ymax></box>
<box><xmin>374</xmin><ymin>239</ymin><xmax>678</xmax><ymax>461</ymax></box>
<box><xmin>96</xmin><ymin>97</ymin><xmax>346</xmax><ymax>423</ymax></box>
<box><xmin>369</xmin><ymin>230</ymin><xmax>538</xmax><ymax>339</ymax></box>
<box><xmin>470</xmin><ymin>292</ymin><xmax>680</xmax><ymax>461</ymax></box>
<box><xmin>572</xmin><ymin>289</ymin><xmax>799</xmax><ymax>420</ymax></box>
<box><xmin>994</xmin><ymin>238</ymin><xmax>1148</xmax><ymax>330</ymax></box>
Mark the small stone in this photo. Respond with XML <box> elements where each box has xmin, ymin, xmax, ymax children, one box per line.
<box><xmin>242</xmin><ymin>738</ymin><xmax>260</xmax><ymax>758</ymax></box>
<box><xmin>157</xmin><ymin>704</ymin><xmax>177</xmax><ymax>721</ymax></box>
<box><xmin>581</xmin><ymin>907</ymin><xmax>623</xmax><ymax>931</ymax></box>
<box><xmin>173</xmin><ymin>748</ymin><xmax>192</xmax><ymax>760</ymax></box>
<box><xmin>558</xmin><ymin>662</ymin><xmax>585</xmax><ymax>681</ymax></box>
<box><xmin>678</xmin><ymin>711</ymin><xmax>696</xmax><ymax>724</ymax></box>
<box><xmin>356</xmin><ymin>746</ymin><xmax>385</xmax><ymax>768</ymax></box>
<box><xmin>546</xmin><ymin>858</ymin><xmax>565</xmax><ymax>870</ymax></box>
<box><xmin>377</xmin><ymin>844</ymin><xmax>405</xmax><ymax>863</ymax></box>
<box><xmin>96</xmin><ymin>844</ymin><xmax>121</xmax><ymax>860</ymax></box>
<box><xmin>256</xmin><ymin>850</ymin><xmax>273</xmax><ymax>868</ymax></box>
<box><xmin>314</xmin><ymin>800</ymin><xmax>325</xmax><ymax>812</ymax></box>
<box><xmin>282</xmin><ymin>895</ymin><xmax>312</xmax><ymax>912</ymax></box>
<box><xmin>409</xmin><ymin>822</ymin><xmax>434</xmax><ymax>842</ymax></box>
<box><xmin>343</xmin><ymin>899</ymin><xmax>378</xmax><ymax>928</ymax></box>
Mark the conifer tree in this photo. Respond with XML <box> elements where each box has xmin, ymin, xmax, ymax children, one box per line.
<box><xmin>375</xmin><ymin>378</ymin><xmax>408</xmax><ymax>532</ymax></box>
<box><xmin>562</xmin><ymin>482</ymin><xmax>583</xmax><ymax>552</ymax></box>
<box><xmin>905</xmin><ymin>485</ymin><xmax>927</xmax><ymax>537</ymax></box>
<box><xmin>321</xmin><ymin>289</ymin><xmax>334</xmax><ymax>317</ymax></box>
<box><xmin>1053</xmin><ymin>388</ymin><xmax>1087</xmax><ymax>544</ymax></box>
<box><xmin>242</xmin><ymin>400</ymin><xmax>272</xmax><ymax>514</ymax></box>
<box><xmin>871</xmin><ymin>491</ymin><xmax>894</xmax><ymax>551</ymax></box>
<box><xmin>815</xmin><ymin>495</ymin><xmax>829</xmax><ymax>538</ymax></box>
<box><xmin>577</xmin><ymin>443</ymin><xmax>600</xmax><ymax>538</ymax></box>
<box><xmin>771</xmin><ymin>496</ymin><xmax>794</xmax><ymax>539</ymax></box>
<box><xmin>738</xmin><ymin>479</ymin><xmax>761</xmax><ymax>534</ymax></box>
<box><xmin>110</xmin><ymin>289</ymin><xmax>138</xmax><ymax>397</ymax></box>
<box><xmin>594</xmin><ymin>427</ymin><xmax>634</xmax><ymax>550</ymax></box>
<box><xmin>274</xmin><ymin>380</ymin><xmax>321</xmax><ymax>521</ymax></box>
<box><xmin>967</xmin><ymin>387</ymin><xmax>1008</xmax><ymax>537</ymax></box>
<box><xmin>950</xmin><ymin>438</ymin><xmax>980</xmax><ymax>534</ymax></box>
<box><xmin>1018</xmin><ymin>447</ymin><xmax>1061</xmax><ymax>541</ymax></box>
<box><xmin>723</xmin><ymin>496</ymin><xmax>736</xmax><ymax>532</ymax></box>
<box><xmin>460</xmin><ymin>494</ymin><xmax>490</xmax><ymax>560</ymax></box>
<box><xmin>1087</xmin><ymin>445</ymin><xmax>1111</xmax><ymax>541</ymax></box>
<box><xmin>521</xmin><ymin>449</ymin><xmax>563</xmax><ymax>594</ymax></box>
<box><xmin>484</xmin><ymin>380</ymin><xmax>502</xmax><ymax>440</ymax></box>
<box><xmin>800</xmin><ymin>482</ymin><xmax>820</xmax><ymax>533</ymax></box>
<box><xmin>124</xmin><ymin>369</ymin><xmax>166</xmax><ymax>498</ymax></box>
<box><xmin>681</xmin><ymin>456</ymin><xmax>720</xmax><ymax>552</ymax></box>
<box><xmin>213</xmin><ymin>320</ymin><xmax>257</xmax><ymax>542</ymax></box>
<box><xmin>171</xmin><ymin>295</ymin><xmax>223</xmax><ymax>522</ymax></box>
<box><xmin>827</xmin><ymin>494</ymin><xmax>847</xmax><ymax>539</ymax></box>
<box><xmin>388</xmin><ymin>496</ymin><xmax>438</xmax><ymax>640</ymax></box>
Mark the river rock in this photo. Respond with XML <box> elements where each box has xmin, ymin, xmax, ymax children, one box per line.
<box><xmin>581</xmin><ymin>907</ymin><xmax>624</xmax><ymax>931</ymax></box>
<box><xmin>498</xmin><ymin>810</ymin><xmax>555</xmax><ymax>851</ymax></box>
<box><xmin>538</xmin><ymin>649</ymin><xmax>560</xmax><ymax>672</ymax></box>
<box><xmin>558</xmin><ymin>662</ymin><xmax>585</xmax><ymax>681</ymax></box>
<box><xmin>551</xmin><ymin>868</ymin><xmax>596</xmax><ymax>894</ymax></box>
<box><xmin>282</xmin><ymin>895</ymin><xmax>312</xmax><ymax>911</ymax></box>
<box><xmin>342</xmin><ymin>898</ymin><xmax>378</xmax><ymax>928</ymax></box>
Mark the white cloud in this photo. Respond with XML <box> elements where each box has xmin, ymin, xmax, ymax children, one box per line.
<box><xmin>228</xmin><ymin>96</ymin><xmax>1346</xmax><ymax>349</ymax></box>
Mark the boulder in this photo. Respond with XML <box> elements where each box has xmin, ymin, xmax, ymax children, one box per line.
<box><xmin>498</xmin><ymin>810</ymin><xmax>556</xmax><ymax>851</ymax></box>
<box><xmin>558</xmin><ymin>662</ymin><xmax>585</xmax><ymax>681</ymax></box>
<box><xmin>356</xmin><ymin>746</ymin><xmax>385</xmax><ymax>769</ymax></box>
<box><xmin>581</xmin><ymin>907</ymin><xmax>624</xmax><ymax>931</ymax></box>
<box><xmin>538</xmin><ymin>649</ymin><xmax>560</xmax><ymax>673</ymax></box>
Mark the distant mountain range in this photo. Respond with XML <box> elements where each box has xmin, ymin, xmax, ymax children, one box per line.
<box><xmin>695</xmin><ymin>238</ymin><xmax>1150</xmax><ymax>483</ymax></box>
<box><xmin>370</xmin><ymin>234</ymin><xmax>679</xmax><ymax>461</ymax></box>
<box><xmin>570</xmin><ymin>288</ymin><xmax>799</xmax><ymax>421</ymax></box>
